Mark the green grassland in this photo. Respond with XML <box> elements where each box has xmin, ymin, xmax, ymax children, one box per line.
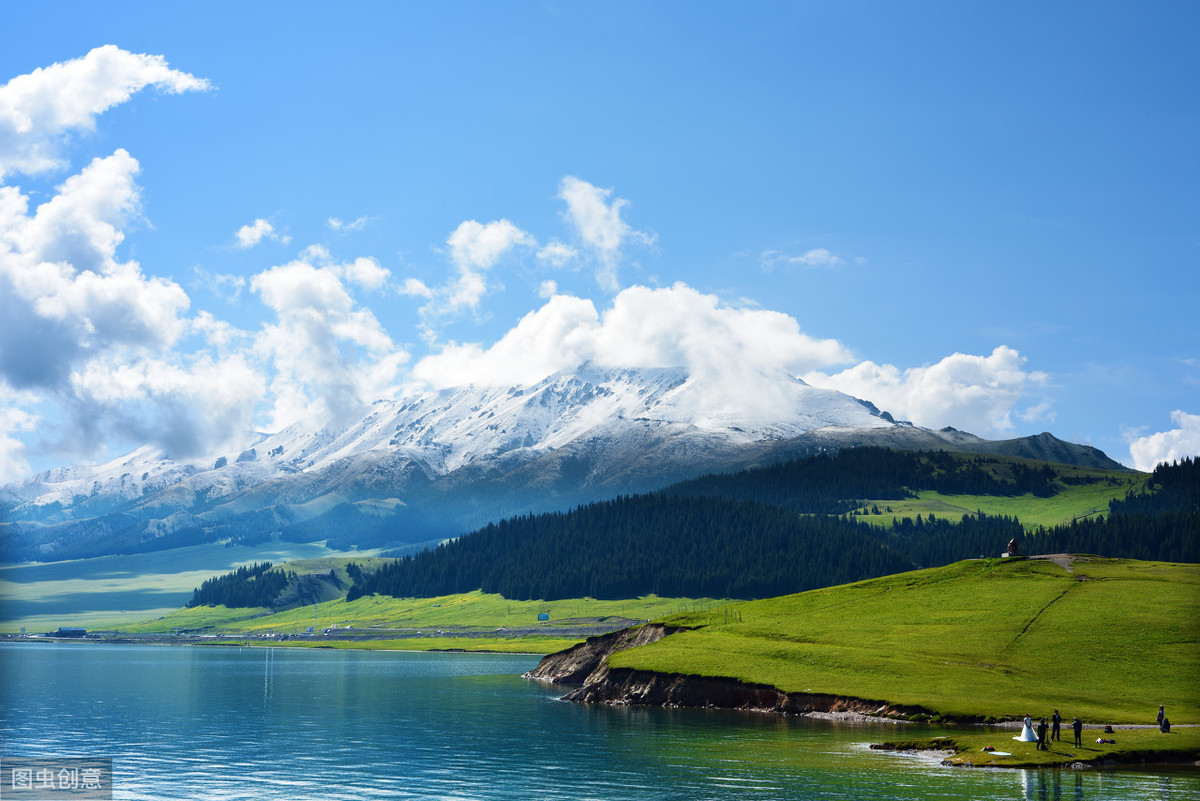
<box><xmin>874</xmin><ymin>727</ymin><xmax>1200</xmax><ymax>768</ymax></box>
<box><xmin>118</xmin><ymin>589</ymin><xmax>726</xmax><ymax>635</ymax></box>
<box><xmin>0</xmin><ymin>541</ymin><xmax>388</xmax><ymax>632</ymax></box>
<box><xmin>852</xmin><ymin>469</ymin><xmax>1147</xmax><ymax>531</ymax></box>
<box><xmin>608</xmin><ymin>557</ymin><xmax>1200</xmax><ymax>723</ymax></box>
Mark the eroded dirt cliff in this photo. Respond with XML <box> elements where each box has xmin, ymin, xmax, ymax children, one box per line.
<box><xmin>527</xmin><ymin>623</ymin><xmax>931</xmax><ymax>719</ymax></box>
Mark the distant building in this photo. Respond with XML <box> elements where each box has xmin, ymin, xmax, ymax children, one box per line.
<box><xmin>54</xmin><ymin>627</ymin><xmax>86</xmax><ymax>637</ymax></box>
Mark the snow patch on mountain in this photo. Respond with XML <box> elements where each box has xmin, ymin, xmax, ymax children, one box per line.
<box><xmin>1</xmin><ymin>365</ymin><xmax>896</xmax><ymax>522</ymax></box>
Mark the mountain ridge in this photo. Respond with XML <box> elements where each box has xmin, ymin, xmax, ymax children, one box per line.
<box><xmin>0</xmin><ymin>365</ymin><xmax>1128</xmax><ymax>562</ymax></box>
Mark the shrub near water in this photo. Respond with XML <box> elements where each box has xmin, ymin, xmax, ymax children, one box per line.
<box><xmin>609</xmin><ymin>557</ymin><xmax>1200</xmax><ymax>723</ymax></box>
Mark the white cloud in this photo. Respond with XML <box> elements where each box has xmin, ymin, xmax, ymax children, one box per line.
<box><xmin>413</xmin><ymin>294</ymin><xmax>601</xmax><ymax>388</ymax></box>
<box><xmin>250</xmin><ymin>257</ymin><xmax>407</xmax><ymax>430</ymax></box>
<box><xmin>399</xmin><ymin>277</ymin><xmax>433</xmax><ymax>298</ymax></box>
<box><xmin>1128</xmin><ymin>410</ymin><xmax>1200</xmax><ymax>471</ymax></box>
<box><xmin>448</xmin><ymin>218</ymin><xmax>535</xmax><ymax>272</ymax></box>
<box><xmin>413</xmin><ymin>283</ymin><xmax>853</xmax><ymax>394</ymax></box>
<box><xmin>804</xmin><ymin>346</ymin><xmax>1050</xmax><ymax>436</ymax></box>
<box><xmin>338</xmin><ymin>256</ymin><xmax>389</xmax><ymax>291</ymax></box>
<box><xmin>328</xmin><ymin>215</ymin><xmax>371</xmax><ymax>232</ymax></box>
<box><xmin>67</xmin><ymin>350</ymin><xmax>265</xmax><ymax>461</ymax></box>
<box><xmin>413</xmin><ymin>219</ymin><xmax>536</xmax><ymax>323</ymax></box>
<box><xmin>761</xmin><ymin>247</ymin><xmax>846</xmax><ymax>271</ymax></box>
<box><xmin>536</xmin><ymin>240</ymin><xmax>578</xmax><ymax>267</ymax></box>
<box><xmin>0</xmin><ymin>45</ymin><xmax>209</xmax><ymax>179</ymax></box>
<box><xmin>189</xmin><ymin>311</ymin><xmax>246</xmax><ymax>349</ymax></box>
<box><xmin>235</xmin><ymin>218</ymin><xmax>290</xmax><ymax>248</ymax></box>
<box><xmin>0</xmin><ymin>150</ymin><xmax>190</xmax><ymax>392</ymax></box>
<box><xmin>538</xmin><ymin>280</ymin><xmax>558</xmax><ymax>298</ymax></box>
<box><xmin>0</xmin><ymin>401</ymin><xmax>38</xmax><ymax>483</ymax></box>
<box><xmin>558</xmin><ymin>176</ymin><xmax>653</xmax><ymax>291</ymax></box>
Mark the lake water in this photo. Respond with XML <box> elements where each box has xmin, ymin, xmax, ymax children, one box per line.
<box><xmin>1</xmin><ymin>643</ymin><xmax>1196</xmax><ymax>800</ymax></box>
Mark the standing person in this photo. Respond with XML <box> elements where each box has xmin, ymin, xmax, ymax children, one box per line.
<box><xmin>1037</xmin><ymin>718</ymin><xmax>1049</xmax><ymax>750</ymax></box>
<box><xmin>1072</xmin><ymin>717</ymin><xmax>1083</xmax><ymax>747</ymax></box>
<box><xmin>1157</xmin><ymin>705</ymin><xmax>1165</xmax><ymax>727</ymax></box>
<box><xmin>1051</xmin><ymin>710</ymin><xmax>1061</xmax><ymax>741</ymax></box>
<box><xmin>1015</xmin><ymin>715</ymin><xmax>1038</xmax><ymax>742</ymax></box>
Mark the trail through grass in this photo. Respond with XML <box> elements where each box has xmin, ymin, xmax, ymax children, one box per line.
<box><xmin>609</xmin><ymin>557</ymin><xmax>1200</xmax><ymax>724</ymax></box>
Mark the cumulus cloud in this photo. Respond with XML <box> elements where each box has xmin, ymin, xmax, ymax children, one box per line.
<box><xmin>0</xmin><ymin>148</ymin><xmax>267</xmax><ymax>464</ymax></box>
<box><xmin>0</xmin><ymin>45</ymin><xmax>209</xmax><ymax>179</ymax></box>
<box><xmin>250</xmin><ymin>256</ymin><xmax>407</xmax><ymax>430</ymax></box>
<box><xmin>0</xmin><ymin>150</ymin><xmax>190</xmax><ymax>391</ymax></box>
<box><xmin>0</xmin><ymin>400</ymin><xmax>38</xmax><ymax>483</ymax></box>
<box><xmin>66</xmin><ymin>351</ymin><xmax>265</xmax><ymax>461</ymax></box>
<box><xmin>413</xmin><ymin>283</ymin><xmax>853</xmax><ymax>394</ymax></box>
<box><xmin>558</xmin><ymin>176</ymin><xmax>653</xmax><ymax>291</ymax></box>
<box><xmin>1128</xmin><ymin>410</ymin><xmax>1200</xmax><ymax>471</ymax></box>
<box><xmin>338</xmin><ymin>256</ymin><xmax>389</xmax><ymax>290</ymax></box>
<box><xmin>399</xmin><ymin>277</ymin><xmax>433</xmax><ymax>298</ymax></box>
<box><xmin>760</xmin><ymin>247</ymin><xmax>846</xmax><ymax>271</ymax></box>
<box><xmin>804</xmin><ymin>346</ymin><xmax>1050</xmax><ymax>436</ymax></box>
<box><xmin>448</xmin><ymin>218</ymin><xmax>534</xmax><ymax>272</ymax></box>
<box><xmin>235</xmin><ymin>218</ymin><xmax>290</xmax><ymax>248</ymax></box>
<box><xmin>412</xmin><ymin>218</ymin><xmax>536</xmax><ymax>324</ymax></box>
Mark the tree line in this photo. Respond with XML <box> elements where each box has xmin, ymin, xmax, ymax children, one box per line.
<box><xmin>343</xmin><ymin>453</ymin><xmax>1196</xmax><ymax>603</ymax></box>
<box><xmin>186</xmin><ymin>562</ymin><xmax>293</xmax><ymax>608</ymax></box>
<box><xmin>667</xmin><ymin>447</ymin><xmax>1073</xmax><ymax>514</ymax></box>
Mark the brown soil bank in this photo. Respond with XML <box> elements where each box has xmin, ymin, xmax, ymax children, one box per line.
<box><xmin>526</xmin><ymin>623</ymin><xmax>930</xmax><ymax>719</ymax></box>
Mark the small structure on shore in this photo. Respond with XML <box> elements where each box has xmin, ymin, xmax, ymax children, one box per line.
<box><xmin>53</xmin><ymin>627</ymin><xmax>86</xmax><ymax>638</ymax></box>
<box><xmin>1001</xmin><ymin>537</ymin><xmax>1021</xmax><ymax>558</ymax></box>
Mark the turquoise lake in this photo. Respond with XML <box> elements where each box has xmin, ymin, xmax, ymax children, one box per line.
<box><xmin>1</xmin><ymin>643</ymin><xmax>1196</xmax><ymax>800</ymax></box>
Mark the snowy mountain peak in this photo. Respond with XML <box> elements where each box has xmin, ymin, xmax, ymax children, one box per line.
<box><xmin>1</xmin><ymin>365</ymin><xmax>904</xmax><ymax>557</ymax></box>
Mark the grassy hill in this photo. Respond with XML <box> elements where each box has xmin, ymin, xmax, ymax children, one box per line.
<box><xmin>605</xmin><ymin>556</ymin><xmax>1200</xmax><ymax>723</ymax></box>
<box><xmin>121</xmin><ymin>587</ymin><xmax>722</xmax><ymax>636</ymax></box>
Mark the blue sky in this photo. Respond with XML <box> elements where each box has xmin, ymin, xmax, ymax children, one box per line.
<box><xmin>1</xmin><ymin>1</ymin><xmax>1197</xmax><ymax>481</ymax></box>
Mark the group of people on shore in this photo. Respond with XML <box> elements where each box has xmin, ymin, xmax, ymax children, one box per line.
<box><xmin>1157</xmin><ymin>705</ymin><xmax>1171</xmax><ymax>733</ymax></box>
<box><xmin>1014</xmin><ymin>710</ymin><xmax>1080</xmax><ymax>749</ymax></box>
<box><xmin>1013</xmin><ymin>705</ymin><xmax>1171</xmax><ymax>750</ymax></box>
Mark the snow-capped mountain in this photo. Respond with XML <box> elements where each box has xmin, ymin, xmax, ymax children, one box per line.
<box><xmin>0</xmin><ymin>365</ymin><xmax>1119</xmax><ymax>562</ymax></box>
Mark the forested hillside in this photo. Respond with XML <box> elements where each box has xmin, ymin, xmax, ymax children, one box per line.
<box><xmin>187</xmin><ymin>563</ymin><xmax>292</xmax><ymax>609</ymax></box>
<box><xmin>669</xmin><ymin>446</ymin><xmax>1113</xmax><ymax>513</ymax></box>
<box><xmin>344</xmin><ymin>452</ymin><xmax>1196</xmax><ymax>603</ymax></box>
<box><xmin>1026</xmin><ymin>456</ymin><xmax>1198</xmax><ymax>562</ymax></box>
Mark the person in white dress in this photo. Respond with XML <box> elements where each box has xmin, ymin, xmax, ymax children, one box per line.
<box><xmin>1014</xmin><ymin>714</ymin><xmax>1039</xmax><ymax>742</ymax></box>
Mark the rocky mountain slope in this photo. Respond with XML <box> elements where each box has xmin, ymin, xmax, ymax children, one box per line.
<box><xmin>0</xmin><ymin>365</ymin><xmax>1124</xmax><ymax>561</ymax></box>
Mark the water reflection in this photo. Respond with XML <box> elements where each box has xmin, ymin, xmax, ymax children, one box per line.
<box><xmin>1020</xmin><ymin>769</ymin><xmax>1065</xmax><ymax>800</ymax></box>
<box><xmin>1</xmin><ymin>644</ymin><xmax>1197</xmax><ymax>801</ymax></box>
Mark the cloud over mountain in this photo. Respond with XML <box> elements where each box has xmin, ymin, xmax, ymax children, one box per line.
<box><xmin>0</xmin><ymin>46</ymin><xmax>1092</xmax><ymax>482</ymax></box>
<box><xmin>804</xmin><ymin>347</ymin><xmax>1049</xmax><ymax>438</ymax></box>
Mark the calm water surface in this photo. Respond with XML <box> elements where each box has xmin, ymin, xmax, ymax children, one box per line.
<box><xmin>1</xmin><ymin>643</ymin><xmax>1196</xmax><ymax>800</ymax></box>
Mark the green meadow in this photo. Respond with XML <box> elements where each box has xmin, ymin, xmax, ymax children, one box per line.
<box><xmin>853</xmin><ymin>472</ymin><xmax>1147</xmax><ymax>531</ymax></box>
<box><xmin>118</xmin><ymin>588</ymin><xmax>726</xmax><ymax>636</ymax></box>
<box><xmin>0</xmin><ymin>541</ymin><xmax>387</xmax><ymax>632</ymax></box>
<box><xmin>608</xmin><ymin>557</ymin><xmax>1200</xmax><ymax>723</ymax></box>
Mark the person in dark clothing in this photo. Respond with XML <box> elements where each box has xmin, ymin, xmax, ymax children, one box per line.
<box><xmin>1051</xmin><ymin>710</ymin><xmax>1061</xmax><ymax>741</ymax></box>
<box><xmin>1072</xmin><ymin>717</ymin><xmax>1083</xmax><ymax>747</ymax></box>
<box><xmin>1161</xmin><ymin>717</ymin><xmax>1171</xmax><ymax>733</ymax></box>
<box><xmin>1157</xmin><ymin>705</ymin><xmax>1165</xmax><ymax>727</ymax></box>
<box><xmin>1037</xmin><ymin>718</ymin><xmax>1049</xmax><ymax>750</ymax></box>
